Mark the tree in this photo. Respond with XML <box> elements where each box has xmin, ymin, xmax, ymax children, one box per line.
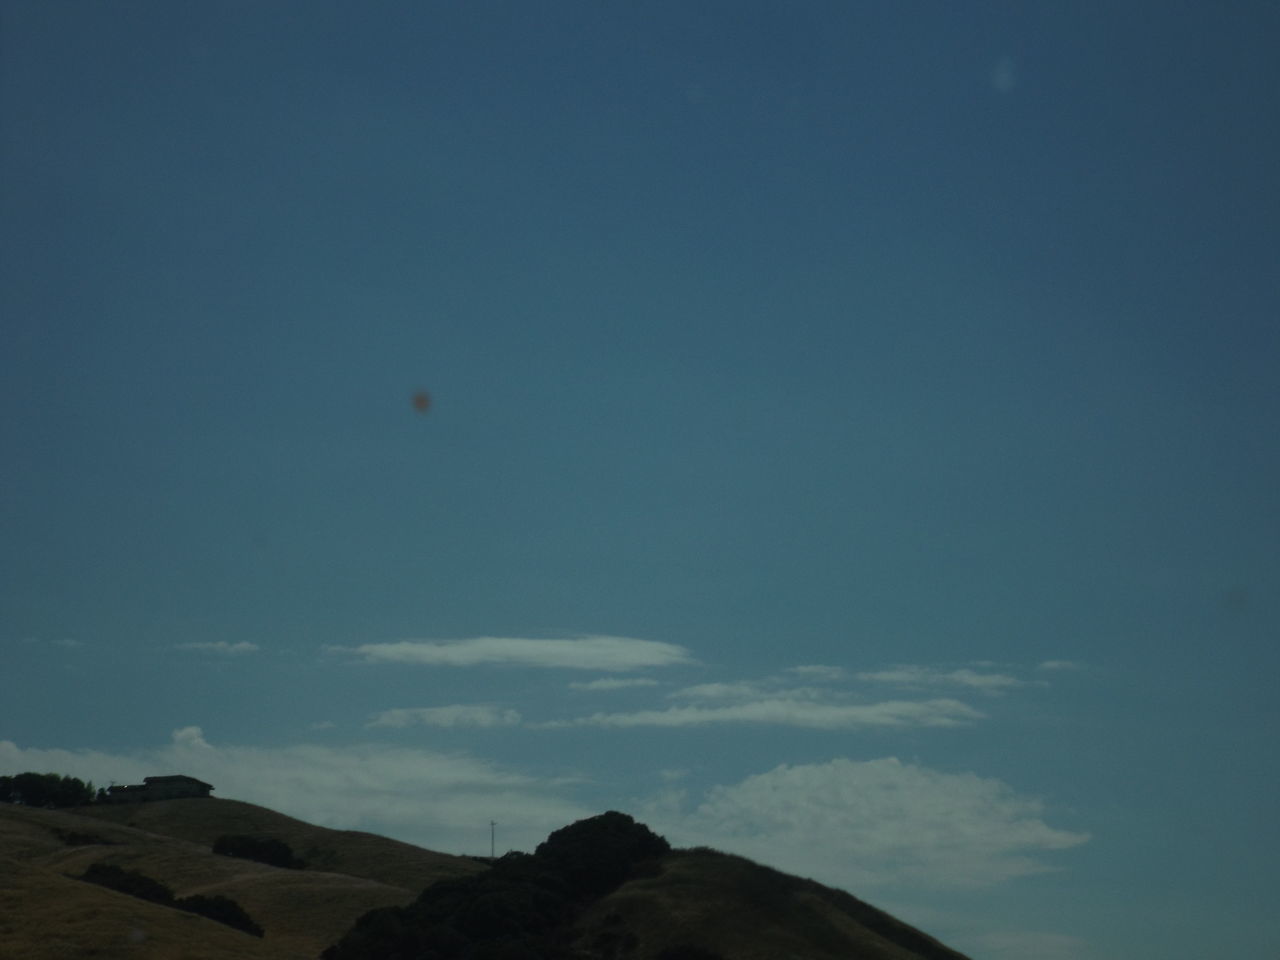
<box><xmin>213</xmin><ymin>834</ymin><xmax>303</xmax><ymax>868</ymax></box>
<box><xmin>534</xmin><ymin>811</ymin><xmax>670</xmax><ymax>898</ymax></box>
<box><xmin>81</xmin><ymin>863</ymin><xmax>263</xmax><ymax>937</ymax></box>
<box><xmin>81</xmin><ymin>863</ymin><xmax>175</xmax><ymax>906</ymax></box>
<box><xmin>175</xmin><ymin>894</ymin><xmax>264</xmax><ymax>937</ymax></box>
<box><xmin>0</xmin><ymin>772</ymin><xmax>95</xmax><ymax>807</ymax></box>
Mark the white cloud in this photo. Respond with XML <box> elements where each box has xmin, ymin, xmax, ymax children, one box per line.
<box><xmin>644</xmin><ymin>757</ymin><xmax>1089</xmax><ymax>892</ymax></box>
<box><xmin>1037</xmin><ymin>660</ymin><xmax>1084</xmax><ymax>672</ymax></box>
<box><xmin>344</xmin><ymin>635</ymin><xmax>692</xmax><ymax>672</ymax></box>
<box><xmin>667</xmin><ymin>681</ymin><xmax>766</xmax><ymax>700</ymax></box>
<box><xmin>0</xmin><ymin>729</ymin><xmax>586</xmax><ymax>856</ymax></box>
<box><xmin>174</xmin><ymin>641</ymin><xmax>259</xmax><ymax>655</ymax></box>
<box><xmin>857</xmin><ymin>665</ymin><xmax>1033</xmax><ymax>694</ymax></box>
<box><xmin>568</xmin><ymin>678</ymin><xmax>660</xmax><ymax>691</ymax></box>
<box><xmin>18</xmin><ymin>636</ymin><xmax>83</xmax><ymax>648</ymax></box>
<box><xmin>786</xmin><ymin>664</ymin><xmax>847</xmax><ymax>681</ymax></box>
<box><xmin>548</xmin><ymin>697</ymin><xmax>983</xmax><ymax>730</ymax></box>
<box><xmin>367</xmin><ymin>705</ymin><xmax>522</xmax><ymax>729</ymax></box>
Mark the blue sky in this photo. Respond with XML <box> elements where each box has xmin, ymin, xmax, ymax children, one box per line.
<box><xmin>3</xmin><ymin>2</ymin><xmax>1278</xmax><ymax>957</ymax></box>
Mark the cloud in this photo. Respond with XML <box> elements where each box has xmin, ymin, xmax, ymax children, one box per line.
<box><xmin>568</xmin><ymin>678</ymin><xmax>660</xmax><ymax>691</ymax></box>
<box><xmin>786</xmin><ymin>664</ymin><xmax>847</xmax><ymax>681</ymax></box>
<box><xmin>367</xmin><ymin>705</ymin><xmax>522</xmax><ymax>729</ymax></box>
<box><xmin>548</xmin><ymin>697</ymin><xmax>983</xmax><ymax>730</ymax></box>
<box><xmin>174</xmin><ymin>641</ymin><xmax>259</xmax><ymax>655</ymax></box>
<box><xmin>18</xmin><ymin>636</ymin><xmax>83</xmax><ymax>648</ymax></box>
<box><xmin>667</xmin><ymin>681</ymin><xmax>769</xmax><ymax>701</ymax></box>
<box><xmin>0</xmin><ymin>730</ymin><xmax>586</xmax><ymax>857</ymax></box>
<box><xmin>1037</xmin><ymin>660</ymin><xmax>1084</xmax><ymax>672</ymax></box>
<box><xmin>644</xmin><ymin>757</ymin><xmax>1089</xmax><ymax>892</ymax></box>
<box><xmin>856</xmin><ymin>665</ymin><xmax>1034</xmax><ymax>694</ymax></box>
<box><xmin>344</xmin><ymin>635</ymin><xmax>692</xmax><ymax>671</ymax></box>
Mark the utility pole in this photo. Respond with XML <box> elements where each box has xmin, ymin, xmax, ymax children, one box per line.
<box><xmin>490</xmin><ymin>820</ymin><xmax>496</xmax><ymax>860</ymax></box>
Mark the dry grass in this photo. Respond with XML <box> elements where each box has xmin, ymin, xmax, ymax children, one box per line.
<box><xmin>1</xmin><ymin>800</ymin><xmax>485</xmax><ymax>960</ymax></box>
<box><xmin>574</xmin><ymin>848</ymin><xmax>972</xmax><ymax>960</ymax></box>
<box><xmin>73</xmin><ymin>797</ymin><xmax>482</xmax><ymax>890</ymax></box>
<box><xmin>0</xmin><ymin>855</ymin><xmax>286</xmax><ymax>960</ymax></box>
<box><xmin>4</xmin><ymin>802</ymin><xmax>970</xmax><ymax>960</ymax></box>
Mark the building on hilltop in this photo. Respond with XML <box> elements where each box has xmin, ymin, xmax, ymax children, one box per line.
<box><xmin>105</xmin><ymin>775</ymin><xmax>213</xmax><ymax>803</ymax></box>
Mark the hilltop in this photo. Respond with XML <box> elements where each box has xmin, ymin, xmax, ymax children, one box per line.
<box><xmin>0</xmin><ymin>796</ymin><xmax>971</xmax><ymax>960</ymax></box>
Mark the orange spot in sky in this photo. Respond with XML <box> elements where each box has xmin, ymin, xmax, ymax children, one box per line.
<box><xmin>411</xmin><ymin>390</ymin><xmax>431</xmax><ymax>413</ymax></box>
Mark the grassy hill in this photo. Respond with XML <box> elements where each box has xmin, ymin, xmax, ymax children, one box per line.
<box><xmin>1</xmin><ymin>798</ymin><xmax>971</xmax><ymax>960</ymax></box>
<box><xmin>0</xmin><ymin>798</ymin><xmax>483</xmax><ymax>960</ymax></box>
<box><xmin>577</xmin><ymin>848</ymin><xmax>968</xmax><ymax>960</ymax></box>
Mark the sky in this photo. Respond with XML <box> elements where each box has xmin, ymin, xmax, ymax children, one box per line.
<box><xmin>2</xmin><ymin>2</ymin><xmax>1278</xmax><ymax>958</ymax></box>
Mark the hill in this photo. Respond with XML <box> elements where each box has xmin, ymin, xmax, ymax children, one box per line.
<box><xmin>0</xmin><ymin>798</ymin><xmax>483</xmax><ymax>960</ymax></box>
<box><xmin>1</xmin><ymin>797</ymin><xmax>971</xmax><ymax>960</ymax></box>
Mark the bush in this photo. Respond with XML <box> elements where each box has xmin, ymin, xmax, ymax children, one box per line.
<box><xmin>0</xmin><ymin>772</ymin><xmax>95</xmax><ymax>807</ymax></box>
<box><xmin>175</xmin><ymin>894</ymin><xmax>264</xmax><ymax>937</ymax></box>
<box><xmin>213</xmin><ymin>834</ymin><xmax>302</xmax><ymax>868</ymax></box>
<box><xmin>323</xmin><ymin>812</ymin><xmax>671</xmax><ymax>960</ymax></box>
<box><xmin>658</xmin><ymin>947</ymin><xmax>726</xmax><ymax>960</ymax></box>
<box><xmin>81</xmin><ymin>862</ymin><xmax>263</xmax><ymax>937</ymax></box>
<box><xmin>81</xmin><ymin>862</ymin><xmax>175</xmax><ymax>906</ymax></box>
<box><xmin>534</xmin><ymin>811</ymin><xmax>670</xmax><ymax>898</ymax></box>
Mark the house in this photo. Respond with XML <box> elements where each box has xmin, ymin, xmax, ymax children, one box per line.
<box><xmin>105</xmin><ymin>775</ymin><xmax>213</xmax><ymax>803</ymax></box>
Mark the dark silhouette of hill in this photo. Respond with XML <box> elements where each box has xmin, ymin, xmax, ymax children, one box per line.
<box><xmin>1</xmin><ymin>796</ymin><xmax>972</xmax><ymax>960</ymax></box>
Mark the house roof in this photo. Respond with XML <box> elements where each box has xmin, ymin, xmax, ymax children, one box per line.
<box><xmin>142</xmin><ymin>775</ymin><xmax>213</xmax><ymax>789</ymax></box>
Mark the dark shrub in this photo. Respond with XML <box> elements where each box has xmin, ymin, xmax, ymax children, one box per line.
<box><xmin>176</xmin><ymin>893</ymin><xmax>264</xmax><ymax>937</ymax></box>
<box><xmin>658</xmin><ymin>947</ymin><xmax>726</xmax><ymax>960</ymax></box>
<box><xmin>0</xmin><ymin>772</ymin><xmax>95</xmax><ymax>807</ymax></box>
<box><xmin>55</xmin><ymin>828</ymin><xmax>110</xmax><ymax>846</ymax></box>
<box><xmin>213</xmin><ymin>834</ymin><xmax>302</xmax><ymax>868</ymax></box>
<box><xmin>323</xmin><ymin>812</ymin><xmax>668</xmax><ymax>960</ymax></box>
<box><xmin>81</xmin><ymin>863</ymin><xmax>262</xmax><ymax>937</ymax></box>
<box><xmin>81</xmin><ymin>862</ymin><xmax>175</xmax><ymax>906</ymax></box>
<box><xmin>534</xmin><ymin>811</ymin><xmax>670</xmax><ymax>898</ymax></box>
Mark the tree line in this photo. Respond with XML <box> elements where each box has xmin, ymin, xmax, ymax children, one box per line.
<box><xmin>322</xmin><ymin>810</ymin><xmax>722</xmax><ymax>960</ymax></box>
<box><xmin>0</xmin><ymin>772</ymin><xmax>97</xmax><ymax>807</ymax></box>
<box><xmin>80</xmin><ymin>862</ymin><xmax>263</xmax><ymax>937</ymax></box>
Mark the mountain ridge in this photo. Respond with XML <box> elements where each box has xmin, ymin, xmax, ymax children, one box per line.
<box><xmin>0</xmin><ymin>797</ymin><xmax>972</xmax><ymax>960</ymax></box>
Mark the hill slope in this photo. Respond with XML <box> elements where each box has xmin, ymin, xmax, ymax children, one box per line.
<box><xmin>577</xmin><ymin>847</ymin><xmax>969</xmax><ymax>960</ymax></box>
<box><xmin>0</xmin><ymin>799</ymin><xmax>483</xmax><ymax>960</ymax></box>
<box><xmin>1</xmin><ymin>799</ymin><xmax>971</xmax><ymax>960</ymax></box>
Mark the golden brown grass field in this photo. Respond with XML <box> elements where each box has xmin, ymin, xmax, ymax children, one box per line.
<box><xmin>0</xmin><ymin>797</ymin><xmax>483</xmax><ymax>960</ymax></box>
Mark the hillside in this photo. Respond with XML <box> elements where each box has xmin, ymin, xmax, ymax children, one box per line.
<box><xmin>578</xmin><ymin>848</ymin><xmax>968</xmax><ymax>960</ymax></box>
<box><xmin>0</xmin><ymin>798</ymin><xmax>483</xmax><ymax>960</ymax></box>
<box><xmin>1</xmin><ymin>798</ymin><xmax>971</xmax><ymax>960</ymax></box>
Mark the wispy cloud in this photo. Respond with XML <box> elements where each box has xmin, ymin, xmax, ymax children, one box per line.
<box><xmin>786</xmin><ymin>664</ymin><xmax>848</xmax><ymax>681</ymax></box>
<box><xmin>1037</xmin><ymin>660</ymin><xmax>1085</xmax><ymax>672</ymax></box>
<box><xmin>667</xmin><ymin>681</ymin><xmax>771</xmax><ymax>701</ymax></box>
<box><xmin>174</xmin><ymin>641</ymin><xmax>259</xmax><ymax>655</ymax></box>
<box><xmin>546</xmin><ymin>698</ymin><xmax>983</xmax><ymax>730</ymax></box>
<box><xmin>343</xmin><ymin>635</ymin><xmax>692</xmax><ymax>672</ymax></box>
<box><xmin>368</xmin><ymin>705</ymin><xmax>522</xmax><ymax>729</ymax></box>
<box><xmin>19</xmin><ymin>636</ymin><xmax>84</xmax><ymax>648</ymax></box>
<box><xmin>568</xmin><ymin>678</ymin><xmax>660</xmax><ymax>691</ymax></box>
<box><xmin>644</xmin><ymin>756</ymin><xmax>1089</xmax><ymax>892</ymax></box>
<box><xmin>856</xmin><ymin>665</ymin><xmax>1035</xmax><ymax>694</ymax></box>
